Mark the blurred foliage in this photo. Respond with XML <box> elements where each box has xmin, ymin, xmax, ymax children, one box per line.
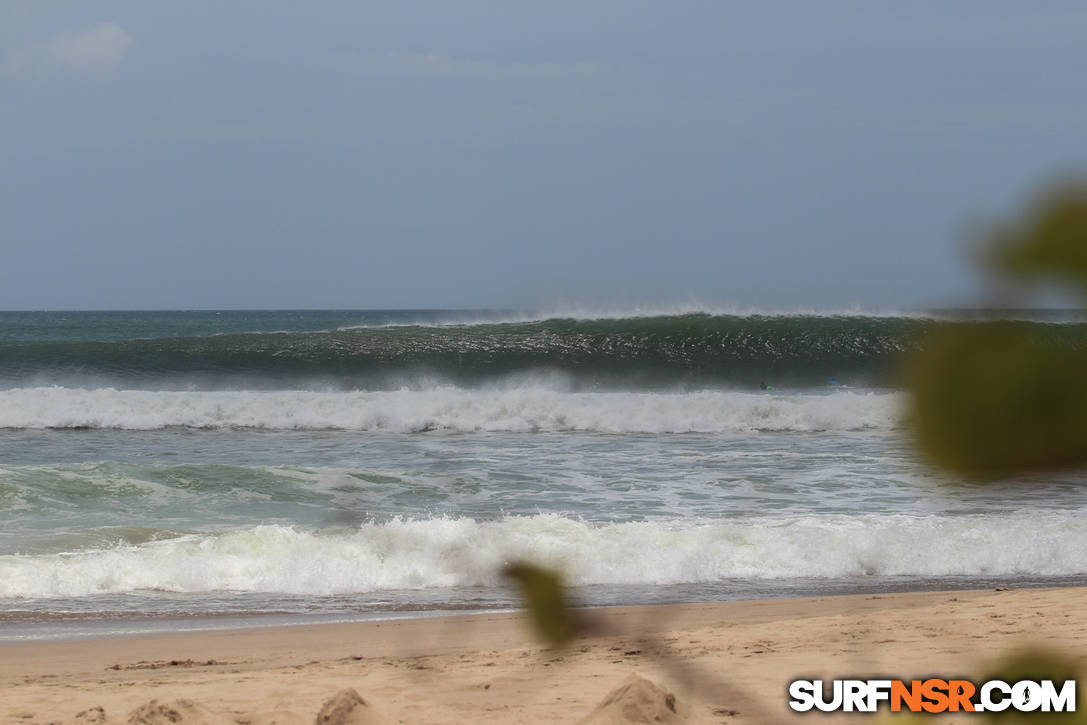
<box><xmin>502</xmin><ymin>561</ymin><xmax>578</xmax><ymax>646</ymax></box>
<box><xmin>908</xmin><ymin>323</ymin><xmax>1087</xmax><ymax>475</ymax></box>
<box><xmin>987</xmin><ymin>182</ymin><xmax>1087</xmax><ymax>291</ymax></box>
<box><xmin>909</xmin><ymin>181</ymin><xmax>1087</xmax><ymax>476</ymax></box>
<box><xmin>981</xmin><ymin>647</ymin><xmax>1084</xmax><ymax>723</ymax></box>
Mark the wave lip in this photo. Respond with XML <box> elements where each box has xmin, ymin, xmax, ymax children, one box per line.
<box><xmin>0</xmin><ymin>387</ymin><xmax>904</xmax><ymax>433</ymax></box>
<box><xmin>1</xmin><ymin>512</ymin><xmax>1083</xmax><ymax>599</ymax></box>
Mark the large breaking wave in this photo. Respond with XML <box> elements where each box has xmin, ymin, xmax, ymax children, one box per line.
<box><xmin>0</xmin><ymin>314</ymin><xmax>937</xmax><ymax>390</ymax></box>
<box><xmin>3</xmin><ymin>312</ymin><xmax>1083</xmax><ymax>391</ymax></box>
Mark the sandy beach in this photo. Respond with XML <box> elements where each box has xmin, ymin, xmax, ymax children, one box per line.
<box><xmin>2</xmin><ymin>586</ymin><xmax>1083</xmax><ymax>724</ymax></box>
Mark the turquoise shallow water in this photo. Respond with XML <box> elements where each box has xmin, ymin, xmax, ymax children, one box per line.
<box><xmin>2</xmin><ymin>310</ymin><xmax>1086</xmax><ymax>640</ymax></box>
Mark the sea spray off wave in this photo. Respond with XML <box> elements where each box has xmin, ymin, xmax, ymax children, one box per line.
<box><xmin>3</xmin><ymin>513</ymin><xmax>1086</xmax><ymax>599</ymax></box>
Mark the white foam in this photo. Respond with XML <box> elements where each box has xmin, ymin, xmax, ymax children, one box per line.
<box><xmin>1</xmin><ymin>512</ymin><xmax>1083</xmax><ymax>598</ymax></box>
<box><xmin>0</xmin><ymin>387</ymin><xmax>904</xmax><ymax>433</ymax></box>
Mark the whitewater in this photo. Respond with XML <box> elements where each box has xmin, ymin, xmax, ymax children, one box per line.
<box><xmin>4</xmin><ymin>512</ymin><xmax>1086</xmax><ymax>601</ymax></box>
<box><xmin>2</xmin><ymin>309</ymin><xmax>1085</xmax><ymax>640</ymax></box>
<box><xmin>0</xmin><ymin>387</ymin><xmax>903</xmax><ymax>433</ymax></box>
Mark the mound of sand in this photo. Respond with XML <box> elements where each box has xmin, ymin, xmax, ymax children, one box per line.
<box><xmin>577</xmin><ymin>674</ymin><xmax>685</xmax><ymax>724</ymax></box>
<box><xmin>313</xmin><ymin>689</ymin><xmax>384</xmax><ymax>725</ymax></box>
<box><xmin>73</xmin><ymin>706</ymin><xmax>111</xmax><ymax>724</ymax></box>
<box><xmin>127</xmin><ymin>699</ymin><xmax>235</xmax><ymax>725</ymax></box>
<box><xmin>58</xmin><ymin>689</ymin><xmax>384</xmax><ymax>725</ymax></box>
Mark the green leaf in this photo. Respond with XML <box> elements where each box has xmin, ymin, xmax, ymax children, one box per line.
<box><xmin>987</xmin><ymin>181</ymin><xmax>1087</xmax><ymax>292</ymax></box>
<box><xmin>907</xmin><ymin>323</ymin><xmax>1087</xmax><ymax>476</ymax></box>
<box><xmin>502</xmin><ymin>561</ymin><xmax>576</xmax><ymax>646</ymax></box>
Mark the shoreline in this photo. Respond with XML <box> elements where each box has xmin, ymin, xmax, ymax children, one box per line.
<box><xmin>3</xmin><ymin>586</ymin><xmax>1084</xmax><ymax>723</ymax></box>
<box><xmin>6</xmin><ymin>573</ymin><xmax>1087</xmax><ymax>644</ymax></box>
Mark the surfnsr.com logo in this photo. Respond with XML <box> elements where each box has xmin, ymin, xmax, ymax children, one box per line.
<box><xmin>788</xmin><ymin>678</ymin><xmax>1076</xmax><ymax>714</ymax></box>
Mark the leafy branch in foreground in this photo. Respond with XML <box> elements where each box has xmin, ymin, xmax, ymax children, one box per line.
<box><xmin>909</xmin><ymin>180</ymin><xmax>1087</xmax><ymax>476</ymax></box>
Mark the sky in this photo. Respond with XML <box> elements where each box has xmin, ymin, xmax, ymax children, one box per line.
<box><xmin>2</xmin><ymin>2</ymin><xmax>1087</xmax><ymax>310</ymax></box>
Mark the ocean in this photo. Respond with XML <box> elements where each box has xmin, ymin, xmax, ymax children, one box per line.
<box><xmin>2</xmin><ymin>309</ymin><xmax>1086</xmax><ymax>641</ymax></box>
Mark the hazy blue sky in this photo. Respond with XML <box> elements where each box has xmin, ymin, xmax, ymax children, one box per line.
<box><xmin>3</xmin><ymin>2</ymin><xmax>1086</xmax><ymax>310</ymax></box>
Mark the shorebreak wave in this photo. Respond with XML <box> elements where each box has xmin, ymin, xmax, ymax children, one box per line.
<box><xmin>2</xmin><ymin>512</ymin><xmax>1083</xmax><ymax>598</ymax></box>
